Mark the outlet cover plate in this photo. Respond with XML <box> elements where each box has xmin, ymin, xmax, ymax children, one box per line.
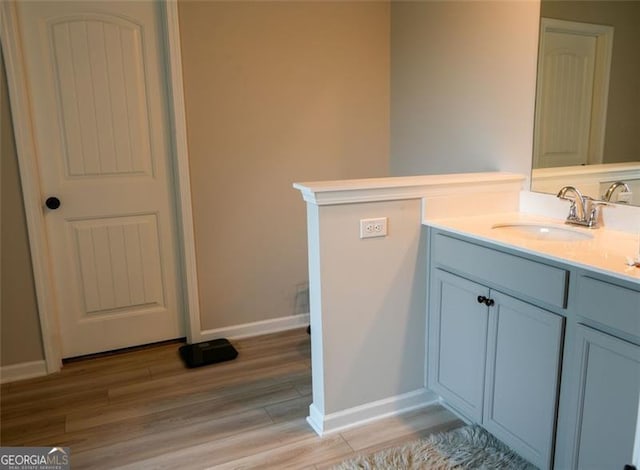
<box><xmin>360</xmin><ymin>217</ymin><xmax>387</xmax><ymax>239</ymax></box>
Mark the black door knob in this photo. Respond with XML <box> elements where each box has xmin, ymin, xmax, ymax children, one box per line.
<box><xmin>485</xmin><ymin>298</ymin><xmax>495</xmax><ymax>307</ymax></box>
<box><xmin>45</xmin><ymin>196</ymin><xmax>61</xmax><ymax>210</ymax></box>
<box><xmin>477</xmin><ymin>295</ymin><xmax>487</xmax><ymax>304</ymax></box>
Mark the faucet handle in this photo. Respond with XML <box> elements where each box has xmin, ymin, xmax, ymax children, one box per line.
<box><xmin>586</xmin><ymin>199</ymin><xmax>612</xmax><ymax>228</ymax></box>
<box><xmin>589</xmin><ymin>198</ymin><xmax>614</xmax><ymax>210</ymax></box>
<box><xmin>566</xmin><ymin>199</ymin><xmax>577</xmax><ymax>219</ymax></box>
<box><xmin>581</xmin><ymin>194</ymin><xmax>596</xmax><ymax>210</ymax></box>
<box><xmin>581</xmin><ymin>195</ymin><xmax>612</xmax><ymax>212</ymax></box>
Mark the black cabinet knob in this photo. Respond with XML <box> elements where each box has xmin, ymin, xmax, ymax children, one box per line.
<box><xmin>485</xmin><ymin>298</ymin><xmax>495</xmax><ymax>307</ymax></box>
<box><xmin>623</xmin><ymin>465</ymin><xmax>637</xmax><ymax>470</ymax></box>
<box><xmin>477</xmin><ymin>295</ymin><xmax>487</xmax><ymax>304</ymax></box>
<box><xmin>45</xmin><ymin>196</ymin><xmax>61</xmax><ymax>210</ymax></box>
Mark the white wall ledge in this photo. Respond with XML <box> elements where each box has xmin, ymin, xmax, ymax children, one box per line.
<box><xmin>295</xmin><ymin>170</ymin><xmax>527</xmax><ymax>436</ymax></box>
<box><xmin>293</xmin><ymin>172</ymin><xmax>526</xmax><ymax>205</ymax></box>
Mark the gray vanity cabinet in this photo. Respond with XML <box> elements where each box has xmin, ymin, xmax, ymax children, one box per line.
<box><xmin>555</xmin><ymin>274</ymin><xmax>640</xmax><ymax>470</ymax></box>
<box><xmin>427</xmin><ymin>228</ymin><xmax>640</xmax><ymax>470</ymax></box>
<box><xmin>569</xmin><ymin>325</ymin><xmax>640</xmax><ymax>470</ymax></box>
<box><xmin>428</xmin><ymin>231</ymin><xmax>566</xmax><ymax>470</ymax></box>
<box><xmin>428</xmin><ymin>269</ymin><xmax>489</xmax><ymax>422</ymax></box>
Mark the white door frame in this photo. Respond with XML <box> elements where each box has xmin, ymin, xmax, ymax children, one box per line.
<box><xmin>0</xmin><ymin>1</ymin><xmax>202</xmax><ymax>373</ymax></box>
<box><xmin>534</xmin><ymin>18</ymin><xmax>614</xmax><ymax>168</ymax></box>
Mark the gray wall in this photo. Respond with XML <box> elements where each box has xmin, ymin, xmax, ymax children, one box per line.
<box><xmin>178</xmin><ymin>1</ymin><xmax>390</xmax><ymax>330</ymax></box>
<box><xmin>1</xmin><ymin>50</ymin><xmax>44</xmax><ymax>366</ymax></box>
<box><xmin>540</xmin><ymin>1</ymin><xmax>640</xmax><ymax>164</ymax></box>
<box><xmin>390</xmin><ymin>1</ymin><xmax>540</xmax><ymax>178</ymax></box>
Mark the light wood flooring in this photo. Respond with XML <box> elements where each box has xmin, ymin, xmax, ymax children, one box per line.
<box><xmin>0</xmin><ymin>328</ymin><xmax>462</xmax><ymax>469</ymax></box>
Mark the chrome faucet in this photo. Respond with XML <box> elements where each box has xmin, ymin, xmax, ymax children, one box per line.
<box><xmin>602</xmin><ymin>181</ymin><xmax>631</xmax><ymax>203</ymax></box>
<box><xmin>556</xmin><ymin>185</ymin><xmax>608</xmax><ymax>228</ymax></box>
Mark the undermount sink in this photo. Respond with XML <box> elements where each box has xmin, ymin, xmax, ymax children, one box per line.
<box><xmin>491</xmin><ymin>223</ymin><xmax>594</xmax><ymax>242</ymax></box>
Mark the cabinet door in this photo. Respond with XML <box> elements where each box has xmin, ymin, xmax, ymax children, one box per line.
<box><xmin>483</xmin><ymin>292</ymin><xmax>563</xmax><ymax>470</ymax></box>
<box><xmin>571</xmin><ymin>324</ymin><xmax>640</xmax><ymax>470</ymax></box>
<box><xmin>428</xmin><ymin>269</ymin><xmax>489</xmax><ymax>421</ymax></box>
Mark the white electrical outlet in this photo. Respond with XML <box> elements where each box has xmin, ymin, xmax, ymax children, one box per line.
<box><xmin>360</xmin><ymin>217</ymin><xmax>388</xmax><ymax>239</ymax></box>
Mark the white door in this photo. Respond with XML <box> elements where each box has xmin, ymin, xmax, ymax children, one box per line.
<box><xmin>15</xmin><ymin>1</ymin><xmax>184</xmax><ymax>357</ymax></box>
<box><xmin>533</xmin><ymin>19</ymin><xmax>613</xmax><ymax>169</ymax></box>
<box><xmin>535</xmin><ymin>31</ymin><xmax>596</xmax><ymax>168</ymax></box>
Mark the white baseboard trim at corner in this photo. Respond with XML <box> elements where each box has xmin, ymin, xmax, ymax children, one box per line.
<box><xmin>199</xmin><ymin>313</ymin><xmax>310</xmax><ymax>342</ymax></box>
<box><xmin>307</xmin><ymin>403</ymin><xmax>325</xmax><ymax>436</ymax></box>
<box><xmin>307</xmin><ymin>388</ymin><xmax>439</xmax><ymax>436</ymax></box>
<box><xmin>0</xmin><ymin>360</ymin><xmax>47</xmax><ymax>384</ymax></box>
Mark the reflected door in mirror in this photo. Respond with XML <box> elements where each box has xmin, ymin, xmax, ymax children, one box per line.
<box><xmin>533</xmin><ymin>19</ymin><xmax>613</xmax><ymax>169</ymax></box>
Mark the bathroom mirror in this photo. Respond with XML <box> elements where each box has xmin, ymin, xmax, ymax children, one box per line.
<box><xmin>531</xmin><ymin>0</ymin><xmax>640</xmax><ymax>206</ymax></box>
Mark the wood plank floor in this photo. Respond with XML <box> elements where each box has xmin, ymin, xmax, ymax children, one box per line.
<box><xmin>0</xmin><ymin>328</ymin><xmax>462</xmax><ymax>469</ymax></box>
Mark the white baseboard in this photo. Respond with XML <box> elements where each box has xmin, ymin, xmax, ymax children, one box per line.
<box><xmin>306</xmin><ymin>388</ymin><xmax>439</xmax><ymax>436</ymax></box>
<box><xmin>0</xmin><ymin>360</ymin><xmax>47</xmax><ymax>384</ymax></box>
<box><xmin>199</xmin><ymin>313</ymin><xmax>310</xmax><ymax>342</ymax></box>
<box><xmin>307</xmin><ymin>403</ymin><xmax>326</xmax><ymax>435</ymax></box>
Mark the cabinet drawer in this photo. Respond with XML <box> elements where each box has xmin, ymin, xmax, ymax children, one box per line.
<box><xmin>576</xmin><ymin>276</ymin><xmax>640</xmax><ymax>339</ymax></box>
<box><xmin>432</xmin><ymin>233</ymin><xmax>568</xmax><ymax>308</ymax></box>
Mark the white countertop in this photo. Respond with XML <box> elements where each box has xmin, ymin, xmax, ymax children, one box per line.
<box><xmin>425</xmin><ymin>212</ymin><xmax>640</xmax><ymax>284</ymax></box>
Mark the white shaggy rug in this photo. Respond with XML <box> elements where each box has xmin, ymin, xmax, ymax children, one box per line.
<box><xmin>333</xmin><ymin>425</ymin><xmax>537</xmax><ymax>469</ymax></box>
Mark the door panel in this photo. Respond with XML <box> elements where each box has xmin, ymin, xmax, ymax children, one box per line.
<box><xmin>16</xmin><ymin>1</ymin><xmax>183</xmax><ymax>357</ymax></box>
<box><xmin>573</xmin><ymin>325</ymin><xmax>640</xmax><ymax>470</ymax></box>
<box><xmin>536</xmin><ymin>31</ymin><xmax>596</xmax><ymax>168</ymax></box>
<box><xmin>50</xmin><ymin>16</ymin><xmax>152</xmax><ymax>177</ymax></box>
<box><xmin>427</xmin><ymin>269</ymin><xmax>489</xmax><ymax>422</ymax></box>
<box><xmin>534</xmin><ymin>19</ymin><xmax>613</xmax><ymax>170</ymax></box>
<box><xmin>72</xmin><ymin>215</ymin><xmax>164</xmax><ymax>314</ymax></box>
<box><xmin>483</xmin><ymin>292</ymin><xmax>563</xmax><ymax>469</ymax></box>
